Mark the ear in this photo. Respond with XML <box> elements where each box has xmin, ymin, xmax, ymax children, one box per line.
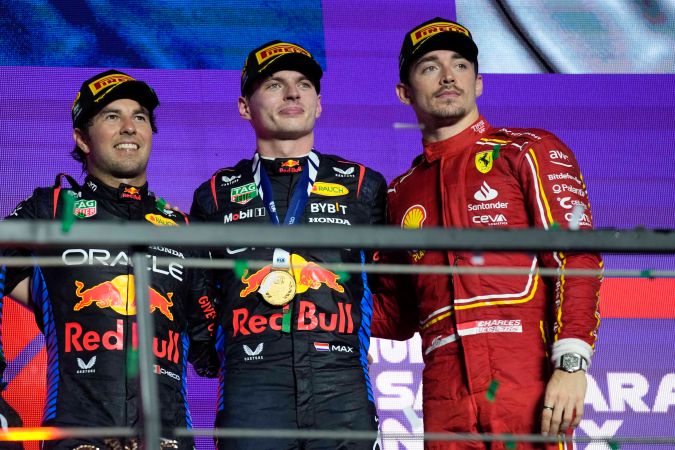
<box><xmin>315</xmin><ymin>94</ymin><xmax>322</xmax><ymax>119</ymax></box>
<box><xmin>475</xmin><ymin>74</ymin><xmax>483</xmax><ymax>99</ymax></box>
<box><xmin>396</xmin><ymin>83</ymin><xmax>412</xmax><ymax>105</ymax></box>
<box><xmin>238</xmin><ymin>96</ymin><xmax>251</xmax><ymax>120</ymax></box>
<box><xmin>73</xmin><ymin>128</ymin><xmax>91</xmax><ymax>155</ymax></box>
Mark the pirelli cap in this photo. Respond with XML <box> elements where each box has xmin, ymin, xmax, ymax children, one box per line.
<box><xmin>399</xmin><ymin>17</ymin><xmax>478</xmax><ymax>83</ymax></box>
<box><xmin>72</xmin><ymin>69</ymin><xmax>159</xmax><ymax>128</ymax></box>
<box><xmin>241</xmin><ymin>40</ymin><xmax>323</xmax><ymax>95</ymax></box>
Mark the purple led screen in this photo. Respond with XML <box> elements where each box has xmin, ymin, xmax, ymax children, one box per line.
<box><xmin>1</xmin><ymin>2</ymin><xmax>675</xmax><ymax>450</ymax></box>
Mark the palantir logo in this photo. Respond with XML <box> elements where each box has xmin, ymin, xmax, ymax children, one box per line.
<box><xmin>474</xmin><ymin>181</ymin><xmax>498</xmax><ymax>201</ymax></box>
<box><xmin>243</xmin><ymin>343</ymin><xmax>264</xmax><ymax>361</ymax></box>
<box><xmin>77</xmin><ymin>356</ymin><xmax>97</xmax><ymax>374</ymax></box>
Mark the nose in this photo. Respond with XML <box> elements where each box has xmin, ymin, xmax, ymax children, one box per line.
<box><xmin>120</xmin><ymin>115</ymin><xmax>136</xmax><ymax>134</ymax></box>
<box><xmin>284</xmin><ymin>84</ymin><xmax>301</xmax><ymax>100</ymax></box>
<box><xmin>440</xmin><ymin>66</ymin><xmax>454</xmax><ymax>85</ymax></box>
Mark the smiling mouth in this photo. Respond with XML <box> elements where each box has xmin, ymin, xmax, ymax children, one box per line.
<box><xmin>115</xmin><ymin>143</ymin><xmax>139</xmax><ymax>150</ymax></box>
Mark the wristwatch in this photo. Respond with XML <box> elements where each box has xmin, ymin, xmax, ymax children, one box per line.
<box><xmin>557</xmin><ymin>353</ymin><xmax>588</xmax><ymax>373</ymax></box>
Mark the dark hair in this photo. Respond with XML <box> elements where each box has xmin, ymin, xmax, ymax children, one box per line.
<box><xmin>70</xmin><ymin>112</ymin><xmax>158</xmax><ymax>171</ymax></box>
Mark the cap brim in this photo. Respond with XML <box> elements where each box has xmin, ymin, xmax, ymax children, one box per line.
<box><xmin>244</xmin><ymin>54</ymin><xmax>323</xmax><ymax>94</ymax></box>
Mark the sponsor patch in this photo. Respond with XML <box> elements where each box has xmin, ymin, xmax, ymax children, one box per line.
<box><xmin>145</xmin><ymin>214</ymin><xmax>178</xmax><ymax>227</ymax></box>
<box><xmin>231</xmin><ymin>182</ymin><xmax>258</xmax><ymax>205</ymax></box>
<box><xmin>243</xmin><ymin>343</ymin><xmax>264</xmax><ymax>361</ymax></box>
<box><xmin>73</xmin><ymin>199</ymin><xmax>97</xmax><ymax>218</ymax></box>
<box><xmin>473</xmin><ymin>181</ymin><xmax>498</xmax><ymax>201</ymax></box>
<box><xmin>401</xmin><ymin>205</ymin><xmax>426</xmax><ymax>262</ymax></box>
<box><xmin>475</xmin><ymin>150</ymin><xmax>494</xmax><ymax>173</ymax></box>
<box><xmin>311</xmin><ymin>182</ymin><xmax>349</xmax><ymax>197</ymax></box>
<box><xmin>256</xmin><ymin>42</ymin><xmax>311</xmax><ymax>65</ymax></box>
<box><xmin>333</xmin><ymin>166</ymin><xmax>355</xmax><ymax>178</ymax></box>
<box><xmin>457</xmin><ymin>319</ymin><xmax>523</xmax><ymax>336</ymax></box>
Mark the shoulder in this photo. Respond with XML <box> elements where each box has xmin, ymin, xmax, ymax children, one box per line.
<box><xmin>388</xmin><ymin>153</ymin><xmax>425</xmax><ymax>192</ymax></box>
<box><xmin>7</xmin><ymin>174</ymin><xmax>79</xmax><ymax>220</ymax></box>
<box><xmin>317</xmin><ymin>152</ymin><xmax>387</xmax><ymax>197</ymax></box>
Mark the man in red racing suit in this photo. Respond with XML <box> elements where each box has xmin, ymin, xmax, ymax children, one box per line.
<box><xmin>371</xmin><ymin>18</ymin><xmax>602</xmax><ymax>450</ymax></box>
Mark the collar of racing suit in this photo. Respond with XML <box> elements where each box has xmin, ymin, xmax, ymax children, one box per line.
<box><xmin>423</xmin><ymin>115</ymin><xmax>491</xmax><ymax>162</ymax></box>
<box><xmin>81</xmin><ymin>175</ymin><xmax>154</xmax><ymax>220</ymax></box>
<box><xmin>259</xmin><ymin>155</ymin><xmax>309</xmax><ymax>176</ymax></box>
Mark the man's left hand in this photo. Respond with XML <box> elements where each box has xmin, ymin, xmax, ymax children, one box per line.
<box><xmin>540</xmin><ymin>369</ymin><xmax>587</xmax><ymax>436</ymax></box>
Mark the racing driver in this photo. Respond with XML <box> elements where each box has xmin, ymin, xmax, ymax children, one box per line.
<box><xmin>191</xmin><ymin>40</ymin><xmax>386</xmax><ymax>449</ymax></box>
<box><xmin>371</xmin><ymin>18</ymin><xmax>603</xmax><ymax>449</ymax></box>
<box><xmin>3</xmin><ymin>70</ymin><xmax>218</xmax><ymax>450</ymax></box>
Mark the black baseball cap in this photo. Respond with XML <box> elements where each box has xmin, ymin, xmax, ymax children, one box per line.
<box><xmin>399</xmin><ymin>18</ymin><xmax>479</xmax><ymax>83</ymax></box>
<box><xmin>241</xmin><ymin>40</ymin><xmax>323</xmax><ymax>96</ymax></box>
<box><xmin>72</xmin><ymin>69</ymin><xmax>159</xmax><ymax>128</ymax></box>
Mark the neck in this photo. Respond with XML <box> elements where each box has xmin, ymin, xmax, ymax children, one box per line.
<box><xmin>420</xmin><ymin>109</ymin><xmax>480</xmax><ymax>143</ymax></box>
<box><xmin>255</xmin><ymin>133</ymin><xmax>314</xmax><ymax>158</ymax></box>
<box><xmin>87</xmin><ymin>169</ymin><xmax>147</xmax><ymax>188</ymax></box>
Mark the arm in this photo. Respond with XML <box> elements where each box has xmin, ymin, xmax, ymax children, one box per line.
<box><xmin>185</xmin><ymin>254</ymin><xmax>219</xmax><ymax>378</ymax></box>
<box><xmin>3</xmin><ymin>192</ymin><xmax>43</xmax><ymax>309</ymax></box>
<box><xmin>368</xmin><ymin>176</ymin><xmax>419</xmax><ymax>340</ymax></box>
<box><xmin>518</xmin><ymin>134</ymin><xmax>602</xmax><ymax>434</ymax></box>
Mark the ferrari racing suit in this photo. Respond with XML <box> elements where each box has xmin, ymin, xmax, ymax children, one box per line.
<box><xmin>372</xmin><ymin>117</ymin><xmax>602</xmax><ymax>450</ymax></box>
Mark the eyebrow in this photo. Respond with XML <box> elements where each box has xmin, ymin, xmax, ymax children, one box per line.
<box><xmin>99</xmin><ymin>106</ymin><xmax>150</xmax><ymax>116</ymax></box>
<box><xmin>414</xmin><ymin>52</ymin><xmax>468</xmax><ymax>68</ymax></box>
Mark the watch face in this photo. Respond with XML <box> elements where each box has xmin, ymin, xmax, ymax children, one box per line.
<box><xmin>562</xmin><ymin>353</ymin><xmax>581</xmax><ymax>371</ymax></box>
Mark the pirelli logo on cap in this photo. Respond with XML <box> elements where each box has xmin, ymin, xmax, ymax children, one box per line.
<box><xmin>411</xmin><ymin>21</ymin><xmax>470</xmax><ymax>46</ymax></box>
<box><xmin>256</xmin><ymin>42</ymin><xmax>311</xmax><ymax>65</ymax></box>
<box><xmin>88</xmin><ymin>73</ymin><xmax>135</xmax><ymax>96</ymax></box>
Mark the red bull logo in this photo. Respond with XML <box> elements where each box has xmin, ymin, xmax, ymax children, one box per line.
<box><xmin>239</xmin><ymin>254</ymin><xmax>344</xmax><ymax>298</ymax></box>
<box><xmin>120</xmin><ymin>186</ymin><xmax>141</xmax><ymax>201</ymax></box>
<box><xmin>278</xmin><ymin>159</ymin><xmax>302</xmax><ymax>174</ymax></box>
<box><xmin>232</xmin><ymin>300</ymin><xmax>353</xmax><ymax>336</ymax></box>
<box><xmin>280</xmin><ymin>160</ymin><xmax>299</xmax><ymax>168</ymax></box>
<box><xmin>65</xmin><ymin>320</ymin><xmax>180</xmax><ymax>363</ymax></box>
<box><xmin>74</xmin><ymin>275</ymin><xmax>174</xmax><ymax>321</ymax></box>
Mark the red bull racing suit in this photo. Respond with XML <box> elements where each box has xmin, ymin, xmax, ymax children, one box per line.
<box><xmin>3</xmin><ymin>175</ymin><xmax>218</xmax><ymax>450</ymax></box>
<box><xmin>371</xmin><ymin>117</ymin><xmax>603</xmax><ymax>450</ymax></box>
<box><xmin>191</xmin><ymin>151</ymin><xmax>387</xmax><ymax>450</ymax></box>
<box><xmin>0</xmin><ymin>264</ymin><xmax>24</xmax><ymax>450</ymax></box>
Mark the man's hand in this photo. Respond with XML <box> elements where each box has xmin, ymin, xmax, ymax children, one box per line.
<box><xmin>541</xmin><ymin>369</ymin><xmax>587</xmax><ymax>436</ymax></box>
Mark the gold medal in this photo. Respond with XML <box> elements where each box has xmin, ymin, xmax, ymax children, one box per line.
<box><xmin>259</xmin><ymin>270</ymin><xmax>296</xmax><ymax>306</ymax></box>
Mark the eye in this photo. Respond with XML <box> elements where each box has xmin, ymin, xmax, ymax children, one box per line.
<box><xmin>134</xmin><ymin>114</ymin><xmax>148</xmax><ymax>122</ymax></box>
<box><xmin>420</xmin><ymin>64</ymin><xmax>438</xmax><ymax>74</ymax></box>
<box><xmin>105</xmin><ymin>113</ymin><xmax>119</xmax><ymax>120</ymax></box>
<box><xmin>456</xmin><ymin>62</ymin><xmax>468</xmax><ymax>71</ymax></box>
<box><xmin>266</xmin><ymin>81</ymin><xmax>282</xmax><ymax>90</ymax></box>
<box><xmin>298</xmin><ymin>80</ymin><xmax>313</xmax><ymax>89</ymax></box>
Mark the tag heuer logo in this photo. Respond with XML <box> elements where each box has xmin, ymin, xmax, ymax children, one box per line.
<box><xmin>231</xmin><ymin>183</ymin><xmax>258</xmax><ymax>205</ymax></box>
<box><xmin>73</xmin><ymin>199</ymin><xmax>97</xmax><ymax>218</ymax></box>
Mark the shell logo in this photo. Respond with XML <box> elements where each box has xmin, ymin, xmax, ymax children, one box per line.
<box><xmin>401</xmin><ymin>205</ymin><xmax>427</xmax><ymax>229</ymax></box>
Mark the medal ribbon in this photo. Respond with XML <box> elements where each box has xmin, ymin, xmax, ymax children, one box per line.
<box><xmin>252</xmin><ymin>151</ymin><xmax>319</xmax><ymax>226</ymax></box>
